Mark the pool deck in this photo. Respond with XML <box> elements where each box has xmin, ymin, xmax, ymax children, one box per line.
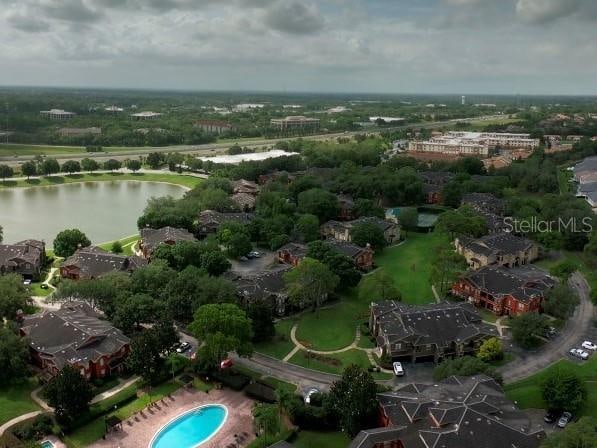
<box><xmin>89</xmin><ymin>387</ymin><xmax>255</xmax><ymax>448</ymax></box>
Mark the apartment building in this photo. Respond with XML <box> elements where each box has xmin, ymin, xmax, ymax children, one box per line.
<box><xmin>270</xmin><ymin>116</ymin><xmax>320</xmax><ymax>132</ymax></box>
<box><xmin>40</xmin><ymin>109</ymin><xmax>76</xmax><ymax>120</ymax></box>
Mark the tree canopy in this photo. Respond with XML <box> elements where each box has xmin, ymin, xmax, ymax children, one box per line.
<box><xmin>53</xmin><ymin>228</ymin><xmax>91</xmax><ymax>257</ymax></box>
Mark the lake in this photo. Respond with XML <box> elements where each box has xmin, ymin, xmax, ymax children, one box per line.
<box><xmin>0</xmin><ymin>181</ymin><xmax>187</xmax><ymax>247</ymax></box>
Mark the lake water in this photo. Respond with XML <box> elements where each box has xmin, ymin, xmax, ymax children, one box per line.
<box><xmin>0</xmin><ymin>181</ymin><xmax>186</xmax><ymax>247</ymax></box>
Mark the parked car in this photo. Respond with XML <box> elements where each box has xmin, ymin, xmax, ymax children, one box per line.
<box><xmin>545</xmin><ymin>327</ymin><xmax>557</xmax><ymax>338</ymax></box>
<box><xmin>544</xmin><ymin>410</ymin><xmax>559</xmax><ymax>423</ymax></box>
<box><xmin>239</xmin><ymin>256</ymin><xmax>249</xmax><ymax>262</ymax></box>
<box><xmin>40</xmin><ymin>284</ymin><xmax>48</xmax><ymax>289</ymax></box>
<box><xmin>557</xmin><ymin>412</ymin><xmax>572</xmax><ymax>428</ymax></box>
<box><xmin>304</xmin><ymin>387</ymin><xmax>320</xmax><ymax>405</ymax></box>
<box><xmin>569</xmin><ymin>348</ymin><xmax>589</xmax><ymax>360</ymax></box>
<box><xmin>393</xmin><ymin>361</ymin><xmax>404</xmax><ymax>377</ymax></box>
<box><xmin>249</xmin><ymin>251</ymin><xmax>261</xmax><ymax>258</ymax></box>
<box><xmin>220</xmin><ymin>358</ymin><xmax>233</xmax><ymax>369</ymax></box>
<box><xmin>23</xmin><ymin>279</ymin><xmax>32</xmax><ymax>285</ymax></box>
<box><xmin>176</xmin><ymin>342</ymin><xmax>191</xmax><ymax>353</ymax></box>
<box><xmin>582</xmin><ymin>341</ymin><xmax>597</xmax><ymax>351</ymax></box>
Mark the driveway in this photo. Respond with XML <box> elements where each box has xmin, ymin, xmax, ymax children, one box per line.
<box><xmin>500</xmin><ymin>271</ymin><xmax>595</xmax><ymax>383</ymax></box>
<box><xmin>228</xmin><ymin>249</ymin><xmax>277</xmax><ymax>273</ymax></box>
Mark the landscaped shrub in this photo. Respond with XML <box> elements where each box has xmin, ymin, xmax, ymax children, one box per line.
<box><xmin>12</xmin><ymin>414</ymin><xmax>54</xmax><ymax>443</ymax></box>
<box><xmin>245</xmin><ymin>381</ymin><xmax>277</xmax><ymax>403</ymax></box>
<box><xmin>212</xmin><ymin>371</ymin><xmax>250</xmax><ymax>391</ymax></box>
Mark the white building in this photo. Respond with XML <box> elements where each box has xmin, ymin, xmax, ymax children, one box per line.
<box><xmin>40</xmin><ymin>109</ymin><xmax>76</xmax><ymax>120</ymax></box>
<box><xmin>193</xmin><ymin>119</ymin><xmax>233</xmax><ymax>134</ymax></box>
<box><xmin>270</xmin><ymin>116</ymin><xmax>320</xmax><ymax>131</ymax></box>
<box><xmin>130</xmin><ymin>111</ymin><xmax>162</xmax><ymax>120</ymax></box>
<box><xmin>408</xmin><ymin>131</ymin><xmax>539</xmax><ymax>157</ymax></box>
<box><xmin>233</xmin><ymin>103</ymin><xmax>264</xmax><ymax>112</ymax></box>
<box><xmin>369</xmin><ymin>116</ymin><xmax>405</xmax><ymax>124</ymax></box>
<box><xmin>105</xmin><ymin>106</ymin><xmax>124</xmax><ymax>113</ymax></box>
<box><xmin>326</xmin><ymin>106</ymin><xmax>350</xmax><ymax>113</ymax></box>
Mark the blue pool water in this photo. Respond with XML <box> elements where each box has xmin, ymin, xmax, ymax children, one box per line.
<box><xmin>150</xmin><ymin>405</ymin><xmax>227</xmax><ymax>448</ymax></box>
<box><xmin>40</xmin><ymin>442</ymin><xmax>55</xmax><ymax>448</ymax></box>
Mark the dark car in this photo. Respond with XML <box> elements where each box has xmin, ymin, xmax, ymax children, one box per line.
<box><xmin>544</xmin><ymin>410</ymin><xmax>559</xmax><ymax>423</ymax></box>
<box><xmin>176</xmin><ymin>342</ymin><xmax>191</xmax><ymax>353</ymax></box>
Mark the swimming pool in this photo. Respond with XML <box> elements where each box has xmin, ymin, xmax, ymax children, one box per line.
<box><xmin>149</xmin><ymin>404</ymin><xmax>228</xmax><ymax>448</ymax></box>
<box><xmin>40</xmin><ymin>441</ymin><xmax>55</xmax><ymax>448</ymax></box>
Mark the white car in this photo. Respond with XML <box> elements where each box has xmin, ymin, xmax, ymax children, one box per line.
<box><xmin>569</xmin><ymin>348</ymin><xmax>589</xmax><ymax>360</ymax></box>
<box><xmin>582</xmin><ymin>341</ymin><xmax>597</xmax><ymax>351</ymax></box>
<box><xmin>23</xmin><ymin>279</ymin><xmax>32</xmax><ymax>285</ymax></box>
<box><xmin>393</xmin><ymin>362</ymin><xmax>404</xmax><ymax>377</ymax></box>
<box><xmin>304</xmin><ymin>388</ymin><xmax>320</xmax><ymax>405</ymax></box>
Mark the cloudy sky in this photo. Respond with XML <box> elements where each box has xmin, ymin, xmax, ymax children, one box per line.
<box><xmin>1</xmin><ymin>0</ymin><xmax>596</xmax><ymax>94</ymax></box>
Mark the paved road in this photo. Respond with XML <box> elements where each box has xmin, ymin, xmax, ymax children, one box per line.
<box><xmin>500</xmin><ymin>271</ymin><xmax>595</xmax><ymax>383</ymax></box>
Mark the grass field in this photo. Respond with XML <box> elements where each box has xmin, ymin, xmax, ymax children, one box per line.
<box><xmin>0</xmin><ymin>378</ymin><xmax>40</xmax><ymax>426</ymax></box>
<box><xmin>374</xmin><ymin>232</ymin><xmax>445</xmax><ymax>304</ymax></box>
<box><xmin>0</xmin><ymin>143</ymin><xmax>86</xmax><ymax>156</ymax></box>
<box><xmin>98</xmin><ymin>234</ymin><xmax>140</xmax><ymax>256</ymax></box>
<box><xmin>292</xmin><ymin>430</ymin><xmax>351</xmax><ymax>448</ymax></box>
<box><xmin>63</xmin><ymin>381</ymin><xmax>180</xmax><ymax>448</ymax></box>
<box><xmin>0</xmin><ymin>171</ymin><xmax>202</xmax><ymax>189</ymax></box>
<box><xmin>535</xmin><ymin>251</ymin><xmax>597</xmax><ymax>296</ymax></box>
<box><xmin>505</xmin><ymin>358</ymin><xmax>597</xmax><ymax>417</ymax></box>
<box><xmin>254</xmin><ymin>317</ymin><xmax>298</xmax><ymax>359</ymax></box>
<box><xmin>289</xmin><ymin>349</ymin><xmax>392</xmax><ymax>380</ymax></box>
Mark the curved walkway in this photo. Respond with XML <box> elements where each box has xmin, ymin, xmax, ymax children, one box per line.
<box><xmin>0</xmin><ymin>411</ymin><xmax>43</xmax><ymax>436</ymax></box>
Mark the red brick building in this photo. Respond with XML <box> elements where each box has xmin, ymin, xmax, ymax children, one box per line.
<box><xmin>452</xmin><ymin>265</ymin><xmax>554</xmax><ymax>316</ymax></box>
<box><xmin>20</xmin><ymin>303</ymin><xmax>130</xmax><ymax>380</ymax></box>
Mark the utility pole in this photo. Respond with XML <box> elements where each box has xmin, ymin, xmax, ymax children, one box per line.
<box><xmin>4</xmin><ymin>102</ymin><xmax>8</xmax><ymax>144</ymax></box>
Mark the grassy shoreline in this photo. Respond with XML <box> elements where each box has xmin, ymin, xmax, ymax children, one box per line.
<box><xmin>0</xmin><ymin>172</ymin><xmax>202</xmax><ymax>190</ymax></box>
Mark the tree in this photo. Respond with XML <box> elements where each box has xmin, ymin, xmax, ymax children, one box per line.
<box><xmin>61</xmin><ymin>160</ymin><xmax>80</xmax><ymax>174</ymax></box>
<box><xmin>430</xmin><ymin>239</ymin><xmax>467</xmax><ymax>297</ymax></box>
<box><xmin>130</xmin><ymin>260</ymin><xmax>176</xmax><ymax>298</ymax></box>
<box><xmin>350</xmin><ymin>222</ymin><xmax>386</xmax><ymax>250</ymax></box>
<box><xmin>284</xmin><ymin>258</ymin><xmax>339</xmax><ymax>312</ymax></box>
<box><xmin>297</xmin><ymin>188</ymin><xmax>340</xmax><ymax>222</ymax></box>
<box><xmin>103</xmin><ymin>159</ymin><xmax>122</xmax><ymax>172</ymax></box>
<box><xmin>542</xmin><ymin>417</ymin><xmax>597</xmax><ymax>448</ymax></box>
<box><xmin>189</xmin><ymin>303</ymin><xmax>253</xmax><ymax>370</ymax></box>
<box><xmin>435</xmin><ymin>205</ymin><xmax>487</xmax><ymax>239</ymax></box>
<box><xmin>40</xmin><ymin>158</ymin><xmax>60</xmax><ymax>176</ymax></box>
<box><xmin>584</xmin><ymin>233</ymin><xmax>597</xmax><ymax>267</ymax></box>
<box><xmin>0</xmin><ymin>327</ymin><xmax>29</xmax><ymax>385</ymax></box>
<box><xmin>146</xmin><ymin>152</ymin><xmax>164</xmax><ymax>169</ymax></box>
<box><xmin>126</xmin><ymin>159</ymin><xmax>142</xmax><ymax>172</ymax></box>
<box><xmin>477</xmin><ymin>337</ymin><xmax>503</xmax><ymax>363</ymax></box>
<box><xmin>326</xmin><ymin>365</ymin><xmax>378</xmax><ymax>437</ymax></box>
<box><xmin>295</xmin><ymin>214</ymin><xmax>321</xmax><ymax>243</ymax></box>
<box><xmin>21</xmin><ymin>161</ymin><xmax>37</xmax><ymax>179</ymax></box>
<box><xmin>111</xmin><ymin>240</ymin><xmax>123</xmax><ymax>253</ymax></box>
<box><xmin>252</xmin><ymin>403</ymin><xmax>280</xmax><ymax>441</ymax></box>
<box><xmin>126</xmin><ymin>325</ymin><xmax>174</xmax><ymax>385</ymax></box>
<box><xmin>53</xmin><ymin>228</ymin><xmax>91</xmax><ymax>257</ymax></box>
<box><xmin>114</xmin><ymin>293</ymin><xmax>164</xmax><ymax>333</ymax></box>
<box><xmin>543</xmin><ymin>284</ymin><xmax>579</xmax><ymax>320</ymax></box>
<box><xmin>0</xmin><ymin>274</ymin><xmax>31</xmax><ymax>320</ymax></box>
<box><xmin>353</xmin><ymin>199</ymin><xmax>384</xmax><ymax>219</ymax></box>
<box><xmin>541</xmin><ymin>367</ymin><xmax>587</xmax><ymax>413</ymax></box>
<box><xmin>45</xmin><ymin>365</ymin><xmax>93</xmax><ymax>426</ymax></box>
<box><xmin>0</xmin><ymin>164</ymin><xmax>14</xmax><ymax>183</ymax></box>
<box><xmin>357</xmin><ymin>268</ymin><xmax>400</xmax><ymax>301</ymax></box>
<box><xmin>433</xmin><ymin>356</ymin><xmax>502</xmax><ymax>383</ymax></box>
<box><xmin>0</xmin><ymin>224</ymin><xmax>2</xmax><ymax>243</ymax></box>
<box><xmin>246</xmin><ymin>300</ymin><xmax>275</xmax><ymax>343</ymax></box>
<box><xmin>510</xmin><ymin>313</ymin><xmax>550</xmax><ymax>349</ymax></box>
<box><xmin>549</xmin><ymin>259</ymin><xmax>578</xmax><ymax>281</ymax></box>
<box><xmin>398</xmin><ymin>207</ymin><xmax>418</xmax><ymax>237</ymax></box>
<box><xmin>226</xmin><ymin>232</ymin><xmax>252</xmax><ymax>258</ymax></box>
<box><xmin>80</xmin><ymin>158</ymin><xmax>99</xmax><ymax>173</ymax></box>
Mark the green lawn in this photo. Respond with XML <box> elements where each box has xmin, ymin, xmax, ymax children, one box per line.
<box><xmin>289</xmin><ymin>349</ymin><xmax>392</xmax><ymax>380</ymax></box>
<box><xmin>98</xmin><ymin>234</ymin><xmax>140</xmax><ymax>256</ymax></box>
<box><xmin>255</xmin><ymin>317</ymin><xmax>298</xmax><ymax>359</ymax></box>
<box><xmin>28</xmin><ymin>282</ymin><xmax>53</xmax><ymax>297</ymax></box>
<box><xmin>0</xmin><ymin>172</ymin><xmax>202</xmax><ymax>190</ymax></box>
<box><xmin>64</xmin><ymin>381</ymin><xmax>180</xmax><ymax>448</ymax></box>
<box><xmin>535</xmin><ymin>251</ymin><xmax>597</xmax><ymax>295</ymax></box>
<box><xmin>374</xmin><ymin>232</ymin><xmax>445</xmax><ymax>304</ymax></box>
<box><xmin>0</xmin><ymin>378</ymin><xmax>40</xmax><ymax>426</ymax></box>
<box><xmin>0</xmin><ymin>143</ymin><xmax>86</xmax><ymax>156</ymax></box>
<box><xmin>505</xmin><ymin>358</ymin><xmax>597</xmax><ymax>417</ymax></box>
<box><xmin>292</xmin><ymin>430</ymin><xmax>351</xmax><ymax>448</ymax></box>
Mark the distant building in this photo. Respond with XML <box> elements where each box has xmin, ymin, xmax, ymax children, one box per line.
<box><xmin>270</xmin><ymin>116</ymin><xmax>320</xmax><ymax>132</ymax></box>
<box><xmin>40</xmin><ymin>109</ymin><xmax>76</xmax><ymax>120</ymax></box>
<box><xmin>139</xmin><ymin>226</ymin><xmax>196</xmax><ymax>259</ymax></box>
<box><xmin>419</xmin><ymin>171</ymin><xmax>454</xmax><ymax>204</ymax></box>
<box><xmin>277</xmin><ymin>240</ymin><xmax>374</xmax><ymax>270</ymax></box>
<box><xmin>337</xmin><ymin>193</ymin><xmax>355</xmax><ymax>220</ymax></box>
<box><xmin>409</xmin><ymin>132</ymin><xmax>539</xmax><ymax>157</ymax></box>
<box><xmin>370</xmin><ymin>301</ymin><xmax>496</xmax><ymax>362</ymax></box>
<box><xmin>350</xmin><ymin>375</ymin><xmax>546</xmax><ymax>448</ymax></box>
<box><xmin>452</xmin><ymin>265</ymin><xmax>554</xmax><ymax>316</ymax></box>
<box><xmin>193</xmin><ymin>119</ymin><xmax>233</xmax><ymax>134</ymax></box>
<box><xmin>60</xmin><ymin>246</ymin><xmax>146</xmax><ymax>280</ymax></box>
<box><xmin>369</xmin><ymin>116</ymin><xmax>405</xmax><ymax>124</ymax></box>
<box><xmin>0</xmin><ymin>239</ymin><xmax>45</xmax><ymax>280</ymax></box>
<box><xmin>104</xmin><ymin>106</ymin><xmax>124</xmax><ymax>113</ymax></box>
<box><xmin>231</xmin><ymin>192</ymin><xmax>257</xmax><ymax>211</ymax></box>
<box><xmin>20</xmin><ymin>303</ymin><xmax>130</xmax><ymax>380</ymax></box>
<box><xmin>228</xmin><ymin>266</ymin><xmax>291</xmax><ymax>315</ymax></box>
<box><xmin>461</xmin><ymin>95</ymin><xmax>466</xmax><ymax>105</ymax></box>
<box><xmin>232</xmin><ymin>179</ymin><xmax>261</xmax><ymax>195</ymax></box>
<box><xmin>233</xmin><ymin>103</ymin><xmax>264</xmax><ymax>112</ymax></box>
<box><xmin>58</xmin><ymin>127</ymin><xmax>102</xmax><ymax>137</ymax></box>
<box><xmin>130</xmin><ymin>111</ymin><xmax>162</xmax><ymax>120</ymax></box>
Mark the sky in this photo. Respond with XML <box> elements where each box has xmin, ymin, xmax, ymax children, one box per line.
<box><xmin>1</xmin><ymin>0</ymin><xmax>596</xmax><ymax>95</ymax></box>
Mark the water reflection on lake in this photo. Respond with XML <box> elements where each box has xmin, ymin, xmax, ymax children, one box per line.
<box><xmin>0</xmin><ymin>181</ymin><xmax>186</xmax><ymax>247</ymax></box>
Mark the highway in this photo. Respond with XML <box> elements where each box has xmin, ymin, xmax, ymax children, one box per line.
<box><xmin>0</xmin><ymin>114</ymin><xmax>511</xmax><ymax>167</ymax></box>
